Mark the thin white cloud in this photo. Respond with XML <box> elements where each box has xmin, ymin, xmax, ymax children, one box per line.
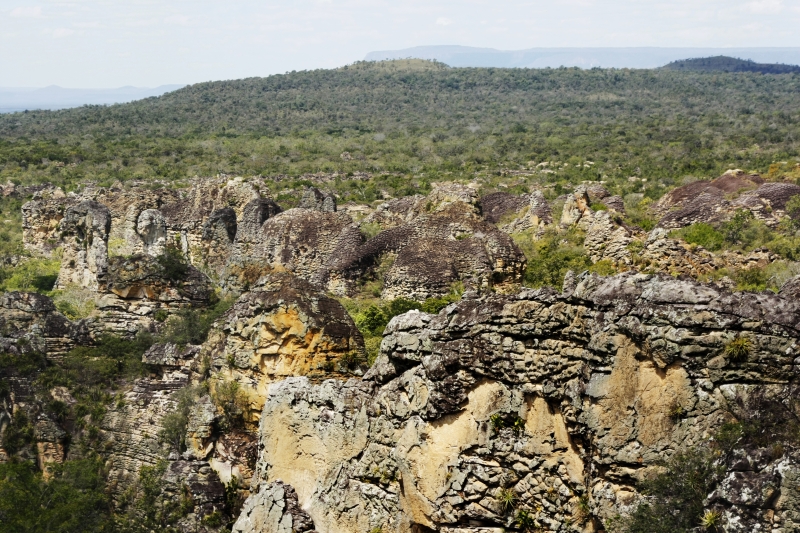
<box><xmin>164</xmin><ymin>15</ymin><xmax>190</xmax><ymax>26</ymax></box>
<box><xmin>436</xmin><ymin>16</ymin><xmax>453</xmax><ymax>26</ymax></box>
<box><xmin>745</xmin><ymin>0</ymin><xmax>783</xmax><ymax>14</ymax></box>
<box><xmin>10</xmin><ymin>6</ymin><xmax>42</xmax><ymax>18</ymax></box>
<box><xmin>52</xmin><ymin>27</ymin><xmax>75</xmax><ymax>38</ymax></box>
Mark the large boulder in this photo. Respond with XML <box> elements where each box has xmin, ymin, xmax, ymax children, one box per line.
<box><xmin>654</xmin><ymin>171</ymin><xmax>800</xmax><ymax>229</ymax></box>
<box><xmin>325</xmin><ymin>200</ymin><xmax>527</xmax><ymax>300</ymax></box>
<box><xmin>203</xmin><ymin>271</ymin><xmax>365</xmax><ymax>426</ymax></box>
<box><xmin>89</xmin><ymin>253</ymin><xmax>213</xmax><ymax>337</ymax></box>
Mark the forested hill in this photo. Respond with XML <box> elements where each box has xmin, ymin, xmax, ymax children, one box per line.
<box><xmin>662</xmin><ymin>56</ymin><xmax>800</xmax><ymax>74</ymax></box>
<box><xmin>1</xmin><ymin>59</ymin><xmax>800</xmax><ymax>193</ymax></box>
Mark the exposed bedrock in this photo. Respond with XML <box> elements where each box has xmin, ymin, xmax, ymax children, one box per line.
<box><xmin>90</xmin><ymin>253</ymin><xmax>213</xmax><ymax>337</ymax></box>
<box><xmin>203</xmin><ymin>271</ymin><xmax>365</xmax><ymax>428</ymax></box>
<box><xmin>0</xmin><ymin>291</ymin><xmax>89</xmax><ymax>358</ymax></box>
<box><xmin>240</xmin><ymin>272</ymin><xmax>800</xmax><ymax>533</ymax></box>
<box><xmin>55</xmin><ymin>200</ymin><xmax>112</xmax><ymax>291</ymax></box>
<box><xmin>324</xmin><ymin>200</ymin><xmax>527</xmax><ymax>300</ymax></box>
<box><xmin>653</xmin><ymin>170</ymin><xmax>800</xmax><ymax>229</ymax></box>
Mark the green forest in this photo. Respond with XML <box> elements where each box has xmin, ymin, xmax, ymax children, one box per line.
<box><xmin>1</xmin><ymin>60</ymin><xmax>799</xmax><ymax>203</ymax></box>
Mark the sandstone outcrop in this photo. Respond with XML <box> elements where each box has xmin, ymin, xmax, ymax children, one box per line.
<box><xmin>232</xmin><ymin>482</ymin><xmax>317</xmax><ymax>533</ymax></box>
<box><xmin>55</xmin><ymin>200</ymin><xmax>111</xmax><ymax>291</ymax></box>
<box><xmin>482</xmin><ymin>191</ymin><xmax>553</xmax><ymax>235</ymax></box>
<box><xmin>298</xmin><ymin>187</ymin><xmax>337</xmax><ymax>212</ymax></box>
<box><xmin>0</xmin><ymin>291</ymin><xmax>89</xmax><ymax>357</ymax></box>
<box><xmin>203</xmin><ymin>271</ymin><xmax>365</xmax><ymax>426</ymax></box>
<box><xmin>325</xmin><ymin>201</ymin><xmax>526</xmax><ymax>300</ymax></box>
<box><xmin>241</xmin><ymin>272</ymin><xmax>800</xmax><ymax>533</ymax></box>
<box><xmin>560</xmin><ymin>186</ymin><xmax>592</xmax><ymax>227</ymax></box>
<box><xmin>89</xmin><ymin>254</ymin><xmax>213</xmax><ymax>337</ymax></box>
<box><xmin>654</xmin><ymin>171</ymin><xmax>800</xmax><ymax>229</ymax></box>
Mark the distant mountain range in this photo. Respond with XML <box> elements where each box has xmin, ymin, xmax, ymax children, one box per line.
<box><xmin>364</xmin><ymin>46</ymin><xmax>800</xmax><ymax>70</ymax></box>
<box><xmin>662</xmin><ymin>56</ymin><xmax>800</xmax><ymax>74</ymax></box>
<box><xmin>0</xmin><ymin>85</ymin><xmax>184</xmax><ymax>114</ymax></box>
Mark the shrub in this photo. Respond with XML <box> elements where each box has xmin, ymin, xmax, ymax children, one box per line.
<box><xmin>589</xmin><ymin>259</ymin><xmax>618</xmax><ymax>276</ymax></box>
<box><xmin>159</xmin><ymin>386</ymin><xmax>203</xmax><ymax>452</ymax></box>
<box><xmin>337</xmin><ymin>351</ymin><xmax>367</xmax><ymax>373</ymax></box>
<box><xmin>787</xmin><ymin>194</ymin><xmax>800</xmax><ymax>229</ymax></box>
<box><xmin>496</xmin><ymin>487</ymin><xmax>518</xmax><ymax>513</ymax></box>
<box><xmin>514</xmin><ymin>509</ymin><xmax>537</xmax><ymax>531</ymax></box>
<box><xmin>732</xmin><ymin>268</ymin><xmax>767</xmax><ymax>292</ymax></box>
<box><xmin>0</xmin><ymin>458</ymin><xmax>111</xmax><ymax>533</ymax></box>
<box><xmin>620</xmin><ymin>450</ymin><xmax>723</xmax><ymax>533</ymax></box>
<box><xmin>2</xmin><ymin>411</ymin><xmax>35</xmax><ymax>456</ymax></box>
<box><xmin>724</xmin><ymin>337</ymin><xmax>752</xmax><ymax>362</ymax></box>
<box><xmin>52</xmin><ymin>284</ymin><xmax>96</xmax><ymax>319</ymax></box>
<box><xmin>158</xmin><ymin>295</ymin><xmax>234</xmax><ymax>346</ymax></box>
<box><xmin>0</xmin><ymin>257</ymin><xmax>60</xmax><ymax>293</ymax></box>
<box><xmin>213</xmin><ymin>380</ymin><xmax>248</xmax><ymax>430</ymax></box>
<box><xmin>156</xmin><ymin>246</ymin><xmax>189</xmax><ymax>281</ymax></box>
<box><xmin>514</xmin><ymin>229</ymin><xmax>592</xmax><ymax>290</ymax></box>
<box><xmin>701</xmin><ymin>510</ymin><xmax>721</xmax><ymax>531</ymax></box>
<box><xmin>673</xmin><ymin>223</ymin><xmax>724</xmax><ymax>251</ymax></box>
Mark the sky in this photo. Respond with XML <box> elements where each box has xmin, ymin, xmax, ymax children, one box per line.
<box><xmin>1</xmin><ymin>0</ymin><xmax>799</xmax><ymax>88</ymax></box>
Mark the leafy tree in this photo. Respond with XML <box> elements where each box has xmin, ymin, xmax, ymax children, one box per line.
<box><xmin>0</xmin><ymin>459</ymin><xmax>111</xmax><ymax>533</ymax></box>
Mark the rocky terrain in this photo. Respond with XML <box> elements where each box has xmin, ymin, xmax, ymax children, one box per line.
<box><xmin>1</xmin><ymin>171</ymin><xmax>800</xmax><ymax>532</ymax></box>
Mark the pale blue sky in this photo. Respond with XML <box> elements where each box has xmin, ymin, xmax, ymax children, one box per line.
<box><xmin>1</xmin><ymin>0</ymin><xmax>799</xmax><ymax>87</ymax></box>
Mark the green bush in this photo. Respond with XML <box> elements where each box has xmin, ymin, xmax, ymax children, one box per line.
<box><xmin>158</xmin><ymin>295</ymin><xmax>234</xmax><ymax>346</ymax></box>
<box><xmin>620</xmin><ymin>450</ymin><xmax>722</xmax><ymax>533</ymax></box>
<box><xmin>158</xmin><ymin>386</ymin><xmax>203</xmax><ymax>452</ymax></box>
<box><xmin>673</xmin><ymin>223</ymin><xmax>724</xmax><ymax>251</ymax></box>
<box><xmin>0</xmin><ymin>458</ymin><xmax>111</xmax><ymax>533</ymax></box>
<box><xmin>156</xmin><ymin>247</ymin><xmax>189</xmax><ymax>282</ymax></box>
<box><xmin>1</xmin><ymin>411</ymin><xmax>35</xmax><ymax>456</ymax></box>
<box><xmin>0</xmin><ymin>257</ymin><xmax>60</xmax><ymax>293</ymax></box>
<box><xmin>514</xmin><ymin>229</ymin><xmax>591</xmax><ymax>290</ymax></box>
<box><xmin>589</xmin><ymin>259</ymin><xmax>618</xmax><ymax>276</ymax></box>
<box><xmin>787</xmin><ymin>194</ymin><xmax>800</xmax><ymax>229</ymax></box>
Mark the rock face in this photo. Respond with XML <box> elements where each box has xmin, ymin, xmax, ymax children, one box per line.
<box><xmin>298</xmin><ymin>188</ymin><xmax>337</xmax><ymax>213</ymax></box>
<box><xmin>232</xmin><ymin>482</ymin><xmax>317</xmax><ymax>533</ymax></box>
<box><xmin>204</xmin><ymin>272</ymin><xmax>365</xmax><ymax>426</ymax></box>
<box><xmin>483</xmin><ymin>191</ymin><xmax>553</xmax><ymax>235</ymax></box>
<box><xmin>0</xmin><ymin>292</ymin><xmax>89</xmax><ymax>356</ymax></box>
<box><xmin>325</xmin><ymin>197</ymin><xmax>527</xmax><ymax>300</ymax></box>
<box><xmin>90</xmin><ymin>254</ymin><xmax>213</xmax><ymax>337</ymax></box>
<box><xmin>653</xmin><ymin>171</ymin><xmax>800</xmax><ymax>229</ymax></box>
<box><xmin>55</xmin><ymin>201</ymin><xmax>112</xmax><ymax>291</ymax></box>
<box><xmin>241</xmin><ymin>273</ymin><xmax>800</xmax><ymax>533</ymax></box>
<box><xmin>225</xmin><ymin>208</ymin><xmax>359</xmax><ymax>290</ymax></box>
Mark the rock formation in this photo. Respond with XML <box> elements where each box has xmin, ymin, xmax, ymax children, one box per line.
<box><xmin>0</xmin><ymin>291</ymin><xmax>89</xmax><ymax>357</ymax></box>
<box><xmin>239</xmin><ymin>272</ymin><xmax>800</xmax><ymax>533</ymax></box>
<box><xmin>55</xmin><ymin>200</ymin><xmax>111</xmax><ymax>291</ymax></box>
<box><xmin>203</xmin><ymin>271</ymin><xmax>365</xmax><ymax>426</ymax></box>
<box><xmin>654</xmin><ymin>171</ymin><xmax>800</xmax><ymax>229</ymax></box>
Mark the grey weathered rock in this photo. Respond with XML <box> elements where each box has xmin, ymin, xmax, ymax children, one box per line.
<box><xmin>0</xmin><ymin>291</ymin><xmax>89</xmax><ymax>357</ymax></box>
<box><xmin>583</xmin><ymin>210</ymin><xmax>633</xmax><ymax>265</ymax></box>
<box><xmin>55</xmin><ymin>200</ymin><xmax>111</xmax><ymax>291</ymax></box>
<box><xmin>136</xmin><ymin>209</ymin><xmax>168</xmax><ymax>256</ymax></box>
<box><xmin>324</xmin><ymin>200</ymin><xmax>526</xmax><ymax>300</ymax></box>
<box><xmin>654</xmin><ymin>171</ymin><xmax>800</xmax><ymax>229</ymax></box>
<box><xmin>232</xmin><ymin>481</ymin><xmax>317</xmax><ymax>533</ymax></box>
<box><xmin>560</xmin><ymin>185</ymin><xmax>592</xmax><ymax>227</ymax></box>
<box><xmin>298</xmin><ymin>188</ymin><xmax>336</xmax><ymax>213</ymax></box>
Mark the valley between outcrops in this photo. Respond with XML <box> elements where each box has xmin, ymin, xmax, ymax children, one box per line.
<box><xmin>1</xmin><ymin>172</ymin><xmax>800</xmax><ymax>533</ymax></box>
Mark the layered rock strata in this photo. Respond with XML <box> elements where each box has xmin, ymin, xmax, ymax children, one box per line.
<box><xmin>241</xmin><ymin>272</ymin><xmax>800</xmax><ymax>533</ymax></box>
